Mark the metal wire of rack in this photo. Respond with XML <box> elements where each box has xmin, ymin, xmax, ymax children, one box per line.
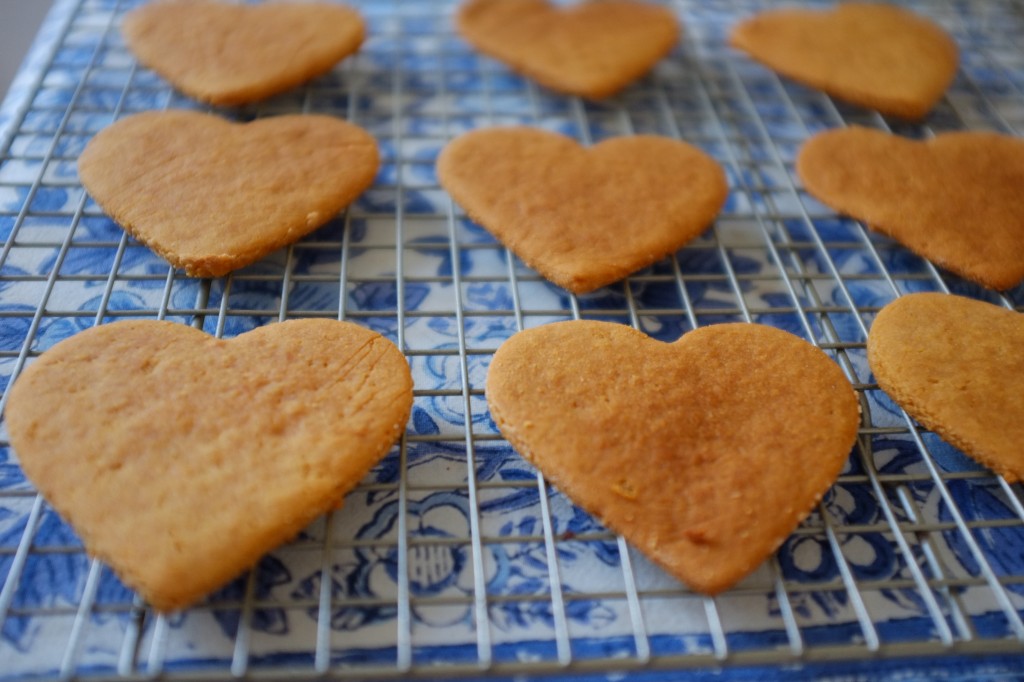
<box><xmin>1</xmin><ymin>0</ymin><xmax>1023</xmax><ymax>679</ymax></box>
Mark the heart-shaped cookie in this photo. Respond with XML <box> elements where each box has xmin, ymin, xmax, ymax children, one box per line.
<box><xmin>78</xmin><ymin>110</ymin><xmax>378</xmax><ymax>278</ymax></box>
<box><xmin>730</xmin><ymin>3</ymin><xmax>958</xmax><ymax>120</ymax></box>
<box><xmin>797</xmin><ymin>126</ymin><xmax>1024</xmax><ymax>290</ymax></box>
<box><xmin>868</xmin><ymin>293</ymin><xmax>1024</xmax><ymax>482</ymax></box>
<box><xmin>455</xmin><ymin>0</ymin><xmax>679</xmax><ymax>99</ymax></box>
<box><xmin>122</xmin><ymin>0</ymin><xmax>365</xmax><ymax>105</ymax></box>
<box><xmin>3</xmin><ymin>319</ymin><xmax>413</xmax><ymax>611</ymax></box>
<box><xmin>486</xmin><ymin>321</ymin><xmax>859</xmax><ymax>594</ymax></box>
<box><xmin>436</xmin><ymin>127</ymin><xmax>727</xmax><ymax>294</ymax></box>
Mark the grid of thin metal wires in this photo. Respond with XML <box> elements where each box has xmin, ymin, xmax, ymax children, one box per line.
<box><xmin>1</xmin><ymin>0</ymin><xmax>1024</xmax><ymax>679</ymax></box>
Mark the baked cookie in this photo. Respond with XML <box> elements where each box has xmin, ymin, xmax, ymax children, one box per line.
<box><xmin>730</xmin><ymin>3</ymin><xmax>958</xmax><ymax>120</ymax></box>
<box><xmin>122</xmin><ymin>0</ymin><xmax>365</xmax><ymax>105</ymax></box>
<box><xmin>436</xmin><ymin>127</ymin><xmax>727</xmax><ymax>294</ymax></box>
<box><xmin>797</xmin><ymin>126</ymin><xmax>1024</xmax><ymax>290</ymax></box>
<box><xmin>868</xmin><ymin>293</ymin><xmax>1024</xmax><ymax>482</ymax></box>
<box><xmin>4</xmin><ymin>319</ymin><xmax>413</xmax><ymax>611</ymax></box>
<box><xmin>78</xmin><ymin>110</ymin><xmax>378</xmax><ymax>278</ymax></box>
<box><xmin>486</xmin><ymin>320</ymin><xmax>859</xmax><ymax>594</ymax></box>
<box><xmin>455</xmin><ymin>0</ymin><xmax>679</xmax><ymax>99</ymax></box>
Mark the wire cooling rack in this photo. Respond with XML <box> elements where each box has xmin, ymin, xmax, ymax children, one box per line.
<box><xmin>1</xmin><ymin>0</ymin><xmax>1024</xmax><ymax>679</ymax></box>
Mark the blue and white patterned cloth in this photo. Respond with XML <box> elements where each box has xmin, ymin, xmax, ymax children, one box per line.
<box><xmin>1</xmin><ymin>0</ymin><xmax>1023</xmax><ymax>679</ymax></box>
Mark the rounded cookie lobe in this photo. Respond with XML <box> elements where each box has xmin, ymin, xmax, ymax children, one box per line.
<box><xmin>123</xmin><ymin>0</ymin><xmax>365</xmax><ymax>105</ymax></box>
<box><xmin>4</xmin><ymin>318</ymin><xmax>413</xmax><ymax>611</ymax></box>
<box><xmin>437</xmin><ymin>127</ymin><xmax>727</xmax><ymax>294</ymax></box>
<box><xmin>486</xmin><ymin>320</ymin><xmax>859</xmax><ymax>594</ymax></box>
<box><xmin>867</xmin><ymin>293</ymin><xmax>1024</xmax><ymax>482</ymax></box>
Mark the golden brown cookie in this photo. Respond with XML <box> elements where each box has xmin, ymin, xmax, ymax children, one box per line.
<box><xmin>730</xmin><ymin>3</ymin><xmax>958</xmax><ymax>120</ymax></box>
<box><xmin>868</xmin><ymin>293</ymin><xmax>1024</xmax><ymax>482</ymax></box>
<box><xmin>797</xmin><ymin>126</ymin><xmax>1024</xmax><ymax>290</ymax></box>
<box><xmin>455</xmin><ymin>0</ymin><xmax>679</xmax><ymax>99</ymax></box>
<box><xmin>4</xmin><ymin>319</ymin><xmax>413</xmax><ymax>611</ymax></box>
<box><xmin>122</xmin><ymin>0</ymin><xmax>365</xmax><ymax>105</ymax></box>
<box><xmin>78</xmin><ymin>110</ymin><xmax>378</xmax><ymax>278</ymax></box>
<box><xmin>436</xmin><ymin>127</ymin><xmax>727</xmax><ymax>294</ymax></box>
<box><xmin>486</xmin><ymin>320</ymin><xmax>859</xmax><ymax>594</ymax></box>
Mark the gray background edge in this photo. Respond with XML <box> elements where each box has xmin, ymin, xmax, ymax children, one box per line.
<box><xmin>0</xmin><ymin>2</ymin><xmax>53</xmax><ymax>102</ymax></box>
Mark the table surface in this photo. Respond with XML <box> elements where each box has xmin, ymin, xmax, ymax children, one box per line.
<box><xmin>0</xmin><ymin>2</ymin><xmax>50</xmax><ymax>102</ymax></box>
<box><xmin>1</xmin><ymin>1</ymin><xmax>1023</xmax><ymax>680</ymax></box>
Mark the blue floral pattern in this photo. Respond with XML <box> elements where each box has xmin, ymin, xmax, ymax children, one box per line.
<box><xmin>0</xmin><ymin>0</ymin><xmax>1023</xmax><ymax>679</ymax></box>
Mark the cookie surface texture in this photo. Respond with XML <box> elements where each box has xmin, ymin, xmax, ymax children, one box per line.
<box><xmin>3</xmin><ymin>319</ymin><xmax>413</xmax><ymax>612</ymax></box>
<box><xmin>456</xmin><ymin>0</ymin><xmax>679</xmax><ymax>99</ymax></box>
<box><xmin>78</xmin><ymin>110</ymin><xmax>378</xmax><ymax>278</ymax></box>
<box><xmin>730</xmin><ymin>3</ymin><xmax>957</xmax><ymax>120</ymax></box>
<box><xmin>797</xmin><ymin>126</ymin><xmax>1024</xmax><ymax>290</ymax></box>
<box><xmin>437</xmin><ymin>127</ymin><xmax>727</xmax><ymax>294</ymax></box>
<box><xmin>486</xmin><ymin>321</ymin><xmax>859</xmax><ymax>594</ymax></box>
<box><xmin>868</xmin><ymin>293</ymin><xmax>1024</xmax><ymax>482</ymax></box>
<box><xmin>122</xmin><ymin>0</ymin><xmax>365</xmax><ymax>105</ymax></box>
